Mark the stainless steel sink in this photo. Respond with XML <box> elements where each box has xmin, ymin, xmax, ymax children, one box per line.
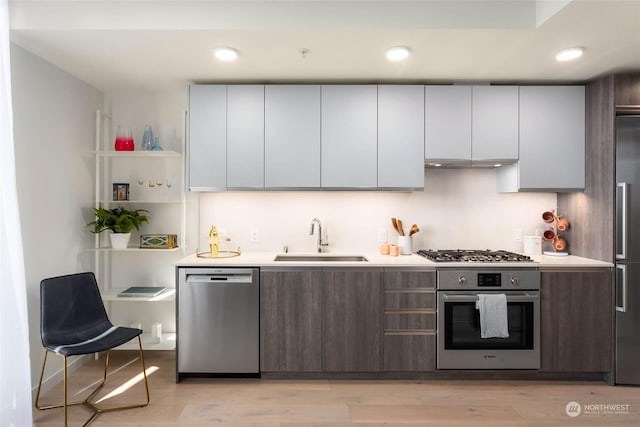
<box><xmin>273</xmin><ymin>255</ymin><xmax>368</xmax><ymax>262</ymax></box>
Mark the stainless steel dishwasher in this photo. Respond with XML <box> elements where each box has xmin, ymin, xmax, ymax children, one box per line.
<box><xmin>177</xmin><ymin>268</ymin><xmax>259</xmax><ymax>380</ymax></box>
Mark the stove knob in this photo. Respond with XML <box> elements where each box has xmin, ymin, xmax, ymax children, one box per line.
<box><xmin>458</xmin><ymin>276</ymin><xmax>467</xmax><ymax>286</ymax></box>
<box><xmin>510</xmin><ymin>276</ymin><xmax>520</xmax><ymax>287</ymax></box>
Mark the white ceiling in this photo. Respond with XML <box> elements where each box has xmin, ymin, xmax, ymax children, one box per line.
<box><xmin>8</xmin><ymin>0</ymin><xmax>640</xmax><ymax>92</ymax></box>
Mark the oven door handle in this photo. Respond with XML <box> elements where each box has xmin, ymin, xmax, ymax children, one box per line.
<box><xmin>442</xmin><ymin>293</ymin><xmax>539</xmax><ymax>302</ymax></box>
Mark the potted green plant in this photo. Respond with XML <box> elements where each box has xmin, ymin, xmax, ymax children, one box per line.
<box><xmin>87</xmin><ymin>206</ymin><xmax>150</xmax><ymax>249</ymax></box>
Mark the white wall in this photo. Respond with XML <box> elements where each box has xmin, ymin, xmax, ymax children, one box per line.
<box><xmin>198</xmin><ymin>168</ymin><xmax>557</xmax><ymax>254</ymax></box>
<box><xmin>10</xmin><ymin>44</ymin><xmax>104</xmax><ymax>390</ymax></box>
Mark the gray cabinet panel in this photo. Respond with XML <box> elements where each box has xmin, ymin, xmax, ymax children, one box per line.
<box><xmin>227</xmin><ymin>85</ymin><xmax>264</xmax><ymax>189</ymax></box>
<box><xmin>188</xmin><ymin>85</ymin><xmax>226</xmax><ymax>190</ymax></box>
<box><xmin>384</xmin><ymin>291</ymin><xmax>436</xmax><ymax>309</ymax></box>
<box><xmin>518</xmin><ymin>86</ymin><xmax>585</xmax><ymax>190</ymax></box>
<box><xmin>384</xmin><ymin>270</ymin><xmax>436</xmax><ymax>290</ymax></box>
<box><xmin>265</xmin><ymin>85</ymin><xmax>321</xmax><ymax>188</ymax></box>
<box><xmin>321</xmin><ymin>85</ymin><xmax>378</xmax><ymax>188</ymax></box>
<box><xmin>540</xmin><ymin>270</ymin><xmax>613</xmax><ymax>372</ymax></box>
<box><xmin>260</xmin><ymin>271</ymin><xmax>323</xmax><ymax>372</ymax></box>
<box><xmin>378</xmin><ymin>85</ymin><xmax>425</xmax><ymax>188</ymax></box>
<box><xmin>384</xmin><ymin>313</ymin><xmax>435</xmax><ymax>330</ymax></box>
<box><xmin>384</xmin><ymin>334</ymin><xmax>435</xmax><ymax>371</ymax></box>
<box><xmin>472</xmin><ymin>86</ymin><xmax>519</xmax><ymax>161</ymax></box>
<box><xmin>322</xmin><ymin>270</ymin><xmax>383</xmax><ymax>372</ymax></box>
<box><xmin>425</xmin><ymin>85</ymin><xmax>472</xmax><ymax>161</ymax></box>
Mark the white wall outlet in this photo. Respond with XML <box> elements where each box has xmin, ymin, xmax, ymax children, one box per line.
<box><xmin>512</xmin><ymin>228</ymin><xmax>522</xmax><ymax>243</ymax></box>
<box><xmin>377</xmin><ymin>228</ymin><xmax>388</xmax><ymax>243</ymax></box>
<box><xmin>250</xmin><ymin>229</ymin><xmax>259</xmax><ymax>243</ymax></box>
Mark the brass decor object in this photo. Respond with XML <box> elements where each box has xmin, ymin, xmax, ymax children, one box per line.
<box><xmin>199</xmin><ymin>225</ymin><xmax>241</xmax><ymax>258</ymax></box>
<box><xmin>196</xmin><ymin>248</ymin><xmax>242</xmax><ymax>259</ymax></box>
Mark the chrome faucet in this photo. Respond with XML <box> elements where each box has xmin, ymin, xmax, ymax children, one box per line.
<box><xmin>309</xmin><ymin>218</ymin><xmax>329</xmax><ymax>253</ymax></box>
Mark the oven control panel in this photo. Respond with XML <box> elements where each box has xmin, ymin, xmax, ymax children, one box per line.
<box><xmin>437</xmin><ymin>269</ymin><xmax>540</xmax><ymax>290</ymax></box>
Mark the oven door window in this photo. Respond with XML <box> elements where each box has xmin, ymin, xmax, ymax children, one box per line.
<box><xmin>444</xmin><ymin>301</ymin><xmax>535</xmax><ymax>350</ymax></box>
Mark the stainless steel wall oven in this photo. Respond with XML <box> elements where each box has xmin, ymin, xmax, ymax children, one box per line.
<box><xmin>437</xmin><ymin>269</ymin><xmax>540</xmax><ymax>370</ymax></box>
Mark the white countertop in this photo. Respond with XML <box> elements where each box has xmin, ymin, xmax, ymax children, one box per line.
<box><xmin>175</xmin><ymin>251</ymin><xmax>613</xmax><ymax>269</ymax></box>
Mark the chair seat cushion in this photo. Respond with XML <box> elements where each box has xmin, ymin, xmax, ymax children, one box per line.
<box><xmin>47</xmin><ymin>326</ymin><xmax>142</xmax><ymax>356</ymax></box>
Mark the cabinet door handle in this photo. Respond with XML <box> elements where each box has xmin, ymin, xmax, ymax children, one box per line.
<box><xmin>617</xmin><ymin>182</ymin><xmax>628</xmax><ymax>260</ymax></box>
<box><xmin>616</xmin><ymin>264</ymin><xmax>627</xmax><ymax>313</ymax></box>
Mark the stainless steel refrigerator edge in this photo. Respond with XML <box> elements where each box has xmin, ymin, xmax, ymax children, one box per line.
<box><xmin>177</xmin><ymin>268</ymin><xmax>260</xmax><ymax>380</ymax></box>
<box><xmin>615</xmin><ymin>116</ymin><xmax>640</xmax><ymax>385</ymax></box>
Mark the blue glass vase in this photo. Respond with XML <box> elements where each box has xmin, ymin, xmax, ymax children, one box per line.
<box><xmin>150</xmin><ymin>136</ymin><xmax>163</xmax><ymax>151</ymax></box>
<box><xmin>141</xmin><ymin>125</ymin><xmax>154</xmax><ymax>151</ymax></box>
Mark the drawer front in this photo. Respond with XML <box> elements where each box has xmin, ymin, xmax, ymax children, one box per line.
<box><xmin>383</xmin><ymin>334</ymin><xmax>436</xmax><ymax>372</ymax></box>
<box><xmin>384</xmin><ymin>271</ymin><xmax>436</xmax><ymax>290</ymax></box>
<box><xmin>384</xmin><ymin>291</ymin><xmax>436</xmax><ymax>309</ymax></box>
<box><xmin>384</xmin><ymin>312</ymin><xmax>435</xmax><ymax>331</ymax></box>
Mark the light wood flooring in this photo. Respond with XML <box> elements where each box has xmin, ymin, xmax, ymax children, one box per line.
<box><xmin>33</xmin><ymin>350</ymin><xmax>640</xmax><ymax>426</ymax></box>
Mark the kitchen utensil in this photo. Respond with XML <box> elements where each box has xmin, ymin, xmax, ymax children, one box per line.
<box><xmin>542</xmin><ymin>228</ymin><xmax>556</xmax><ymax>241</ymax></box>
<box><xmin>542</xmin><ymin>210</ymin><xmax>556</xmax><ymax>223</ymax></box>
<box><xmin>553</xmin><ymin>236</ymin><xmax>567</xmax><ymax>251</ymax></box>
<box><xmin>397</xmin><ymin>219</ymin><xmax>405</xmax><ymax>236</ymax></box>
<box><xmin>556</xmin><ymin>216</ymin><xmax>570</xmax><ymax>232</ymax></box>
<box><xmin>391</xmin><ymin>218</ymin><xmax>402</xmax><ymax>235</ymax></box>
<box><xmin>409</xmin><ymin>224</ymin><xmax>419</xmax><ymax>236</ymax></box>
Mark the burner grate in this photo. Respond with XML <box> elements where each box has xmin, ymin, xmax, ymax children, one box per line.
<box><xmin>417</xmin><ymin>249</ymin><xmax>532</xmax><ymax>263</ymax></box>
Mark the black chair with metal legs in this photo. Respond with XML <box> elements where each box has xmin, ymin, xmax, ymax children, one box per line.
<box><xmin>35</xmin><ymin>272</ymin><xmax>150</xmax><ymax>426</ymax></box>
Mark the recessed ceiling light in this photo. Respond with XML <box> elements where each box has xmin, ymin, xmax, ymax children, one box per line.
<box><xmin>213</xmin><ymin>47</ymin><xmax>238</xmax><ymax>62</ymax></box>
<box><xmin>429</xmin><ymin>163</ymin><xmax>442</xmax><ymax>167</ymax></box>
<box><xmin>386</xmin><ymin>46</ymin><xmax>410</xmax><ymax>62</ymax></box>
<box><xmin>493</xmin><ymin>163</ymin><xmax>502</xmax><ymax>168</ymax></box>
<box><xmin>555</xmin><ymin>47</ymin><xmax>584</xmax><ymax>62</ymax></box>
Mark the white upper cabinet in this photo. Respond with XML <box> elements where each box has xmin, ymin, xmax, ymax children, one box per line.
<box><xmin>321</xmin><ymin>85</ymin><xmax>378</xmax><ymax>188</ymax></box>
<box><xmin>425</xmin><ymin>85</ymin><xmax>472</xmax><ymax>161</ymax></box>
<box><xmin>498</xmin><ymin>86</ymin><xmax>585</xmax><ymax>192</ymax></box>
<box><xmin>378</xmin><ymin>85</ymin><xmax>424</xmax><ymax>189</ymax></box>
<box><xmin>425</xmin><ymin>85</ymin><xmax>518</xmax><ymax>164</ymax></box>
<box><xmin>265</xmin><ymin>85</ymin><xmax>321</xmax><ymax>189</ymax></box>
<box><xmin>227</xmin><ymin>85</ymin><xmax>265</xmax><ymax>189</ymax></box>
<box><xmin>472</xmin><ymin>86</ymin><xmax>519</xmax><ymax>161</ymax></box>
<box><xmin>188</xmin><ymin>85</ymin><xmax>226</xmax><ymax>191</ymax></box>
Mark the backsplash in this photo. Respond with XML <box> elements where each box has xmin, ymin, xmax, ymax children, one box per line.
<box><xmin>198</xmin><ymin>168</ymin><xmax>557</xmax><ymax>254</ymax></box>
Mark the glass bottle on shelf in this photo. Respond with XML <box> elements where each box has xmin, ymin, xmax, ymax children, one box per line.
<box><xmin>141</xmin><ymin>125</ymin><xmax>154</xmax><ymax>151</ymax></box>
<box><xmin>151</xmin><ymin>136</ymin><xmax>163</xmax><ymax>151</ymax></box>
<box><xmin>114</xmin><ymin>125</ymin><xmax>134</xmax><ymax>151</ymax></box>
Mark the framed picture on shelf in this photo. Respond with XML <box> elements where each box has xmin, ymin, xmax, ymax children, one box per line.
<box><xmin>112</xmin><ymin>183</ymin><xmax>130</xmax><ymax>201</ymax></box>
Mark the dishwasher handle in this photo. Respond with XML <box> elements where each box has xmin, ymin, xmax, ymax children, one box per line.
<box><xmin>185</xmin><ymin>269</ymin><xmax>256</xmax><ymax>284</ymax></box>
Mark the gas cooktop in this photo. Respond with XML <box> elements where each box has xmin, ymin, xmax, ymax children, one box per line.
<box><xmin>416</xmin><ymin>249</ymin><xmax>533</xmax><ymax>263</ymax></box>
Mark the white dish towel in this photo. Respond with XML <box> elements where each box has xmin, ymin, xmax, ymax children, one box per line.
<box><xmin>475</xmin><ymin>294</ymin><xmax>509</xmax><ymax>338</ymax></box>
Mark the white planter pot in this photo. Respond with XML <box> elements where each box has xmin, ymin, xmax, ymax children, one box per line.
<box><xmin>110</xmin><ymin>232</ymin><xmax>131</xmax><ymax>249</ymax></box>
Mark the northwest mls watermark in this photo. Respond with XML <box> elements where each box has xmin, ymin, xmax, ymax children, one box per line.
<box><xmin>566</xmin><ymin>401</ymin><xmax>631</xmax><ymax>417</ymax></box>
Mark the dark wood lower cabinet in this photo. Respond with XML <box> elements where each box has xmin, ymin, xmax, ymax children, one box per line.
<box><xmin>322</xmin><ymin>269</ymin><xmax>383</xmax><ymax>372</ymax></box>
<box><xmin>261</xmin><ymin>268</ymin><xmax>383</xmax><ymax>373</ymax></box>
<box><xmin>540</xmin><ymin>270</ymin><xmax>614</xmax><ymax>372</ymax></box>
<box><xmin>383</xmin><ymin>270</ymin><xmax>437</xmax><ymax>372</ymax></box>
<box><xmin>384</xmin><ymin>334</ymin><xmax>435</xmax><ymax>371</ymax></box>
<box><xmin>260</xmin><ymin>270</ymin><xmax>323</xmax><ymax>372</ymax></box>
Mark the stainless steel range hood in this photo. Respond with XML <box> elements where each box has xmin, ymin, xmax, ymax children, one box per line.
<box><xmin>424</xmin><ymin>159</ymin><xmax>517</xmax><ymax>169</ymax></box>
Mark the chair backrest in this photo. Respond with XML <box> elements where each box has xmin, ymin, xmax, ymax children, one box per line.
<box><xmin>40</xmin><ymin>272</ymin><xmax>113</xmax><ymax>348</ymax></box>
